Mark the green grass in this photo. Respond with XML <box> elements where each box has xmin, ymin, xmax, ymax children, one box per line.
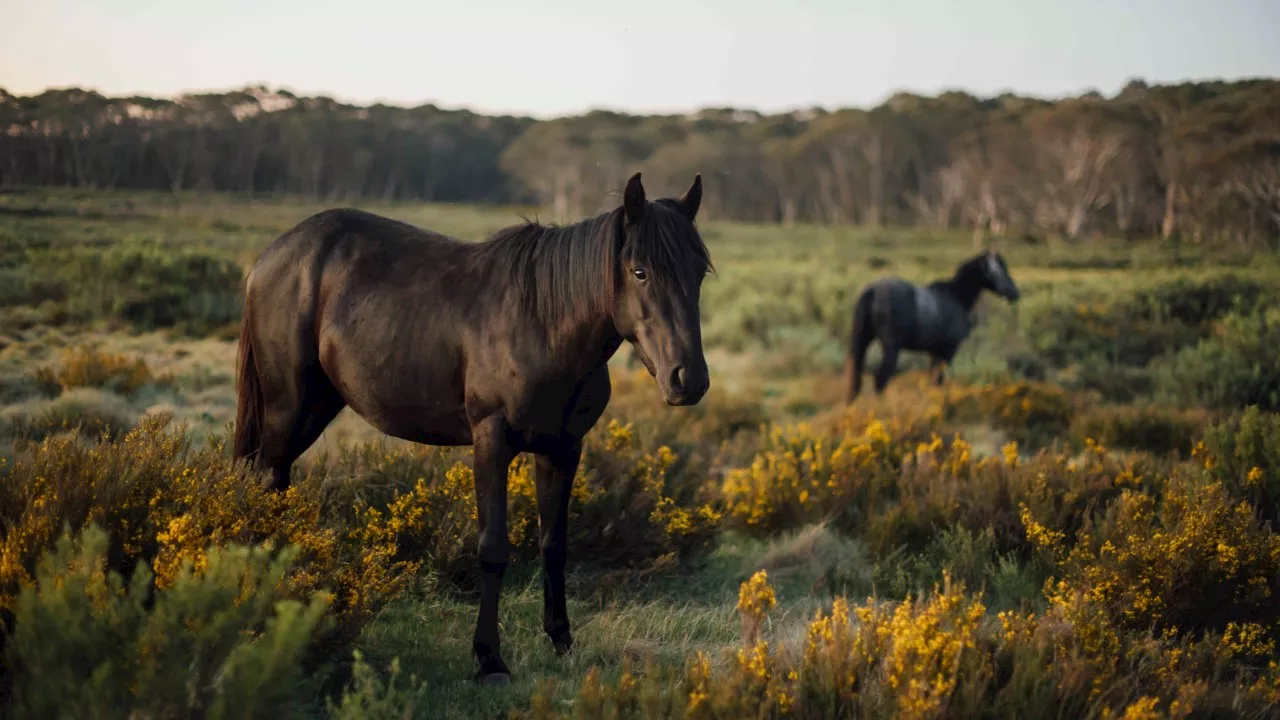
<box><xmin>348</xmin><ymin>526</ymin><xmax>867</xmax><ymax>719</ymax></box>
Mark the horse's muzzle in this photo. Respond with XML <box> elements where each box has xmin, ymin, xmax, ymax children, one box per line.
<box><xmin>661</xmin><ymin>364</ymin><xmax>709</xmax><ymax>406</ymax></box>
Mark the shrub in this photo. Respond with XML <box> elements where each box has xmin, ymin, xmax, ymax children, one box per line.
<box><xmin>1197</xmin><ymin>406</ymin><xmax>1280</xmax><ymax>524</ymax></box>
<box><xmin>0</xmin><ymin>412</ymin><xmax>722</xmax><ymax>652</ymax></box>
<box><xmin>0</xmin><ymin>415</ymin><xmax>426</xmax><ymax>660</ymax></box>
<box><xmin>719</xmin><ymin>418</ymin><xmax>907</xmax><ymax>537</ymax></box>
<box><xmin>1068</xmin><ymin>403</ymin><xmax>1210</xmax><ymax>456</ymax></box>
<box><xmin>604</xmin><ymin>367</ymin><xmax>768</xmax><ymax>450</ymax></box>
<box><xmin>1026</xmin><ymin>274</ymin><xmax>1270</xmax><ymax>371</ymax></box>
<box><xmin>2</xmin><ymin>388</ymin><xmax>139</xmax><ymax>443</ymax></box>
<box><xmin>315</xmin><ymin>417</ymin><xmax>721</xmax><ymax>585</ymax></box>
<box><xmin>325</xmin><ymin>651</ymin><xmax>423</xmax><ymax>720</ymax></box>
<box><xmin>941</xmin><ymin>380</ymin><xmax>1078</xmax><ymax>449</ymax></box>
<box><xmin>1068</xmin><ymin>359</ymin><xmax>1155</xmax><ymax>403</ymax></box>
<box><xmin>1038</xmin><ymin>473</ymin><xmax>1280</xmax><ymax>647</ymax></box>
<box><xmin>4</xmin><ymin>524</ymin><xmax>329</xmax><ymax>719</ymax></box>
<box><xmin>519</xmin><ymin>568</ymin><xmax>1280</xmax><ymax>720</ymax></box>
<box><xmin>31</xmin><ymin>345</ymin><xmax>155</xmax><ymax>397</ymax></box>
<box><xmin>23</xmin><ymin>244</ymin><xmax>244</xmax><ymax>334</ymax></box>
<box><xmin>1155</xmin><ymin>305</ymin><xmax>1280</xmax><ymax>412</ymax></box>
<box><xmin>869</xmin><ymin>524</ymin><xmax>1040</xmax><ymax>611</ymax></box>
<box><xmin>867</xmin><ymin>433</ymin><xmax>1149</xmax><ymax>562</ymax></box>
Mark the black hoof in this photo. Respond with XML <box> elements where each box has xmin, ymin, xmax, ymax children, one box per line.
<box><xmin>551</xmin><ymin>634</ymin><xmax>574</xmax><ymax>657</ymax></box>
<box><xmin>475</xmin><ymin>670</ymin><xmax>512</xmax><ymax>686</ymax></box>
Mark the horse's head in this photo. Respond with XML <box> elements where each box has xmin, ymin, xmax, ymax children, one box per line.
<box><xmin>982</xmin><ymin>251</ymin><xmax>1020</xmax><ymax>302</ymax></box>
<box><xmin>612</xmin><ymin>172</ymin><xmax>713</xmax><ymax>406</ymax></box>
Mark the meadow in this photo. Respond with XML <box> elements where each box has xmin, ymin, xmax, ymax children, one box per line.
<box><xmin>1</xmin><ymin>186</ymin><xmax>1279</xmax><ymax>718</ymax></box>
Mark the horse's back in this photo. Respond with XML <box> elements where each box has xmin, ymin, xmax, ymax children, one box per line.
<box><xmin>250</xmin><ymin>208</ymin><xmax>464</xmax><ymax>284</ymax></box>
<box><xmin>863</xmin><ymin>277</ymin><xmax>916</xmax><ymax>322</ymax></box>
<box><xmin>247</xmin><ymin>208</ymin><xmax>475</xmax><ymax>327</ymax></box>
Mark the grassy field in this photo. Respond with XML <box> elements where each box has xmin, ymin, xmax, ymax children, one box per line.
<box><xmin>2</xmin><ymin>187</ymin><xmax>1280</xmax><ymax>718</ymax></box>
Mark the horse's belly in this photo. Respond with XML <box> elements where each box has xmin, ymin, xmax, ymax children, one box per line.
<box><xmin>320</xmin><ymin>331</ymin><xmax>472</xmax><ymax>445</ymax></box>
<box><xmin>351</xmin><ymin>395</ymin><xmax>472</xmax><ymax>446</ymax></box>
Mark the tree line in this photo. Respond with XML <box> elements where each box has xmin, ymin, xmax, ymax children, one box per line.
<box><xmin>2</xmin><ymin>79</ymin><xmax>1278</xmax><ymax>247</ymax></box>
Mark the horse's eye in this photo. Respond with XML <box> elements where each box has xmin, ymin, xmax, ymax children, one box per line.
<box><xmin>632</xmin><ymin>267</ymin><xmax>647</xmax><ymax>282</ymax></box>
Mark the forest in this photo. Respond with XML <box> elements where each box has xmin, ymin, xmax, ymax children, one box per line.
<box><xmin>3</xmin><ymin>77</ymin><xmax>1279</xmax><ymax>248</ymax></box>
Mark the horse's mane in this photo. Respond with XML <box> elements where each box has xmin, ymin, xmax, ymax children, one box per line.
<box><xmin>474</xmin><ymin>199</ymin><xmax>712</xmax><ymax>330</ymax></box>
<box><xmin>928</xmin><ymin>253</ymin><xmax>999</xmax><ymax>309</ymax></box>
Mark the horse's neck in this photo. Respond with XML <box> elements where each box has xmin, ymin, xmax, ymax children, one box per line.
<box><xmin>941</xmin><ymin>271</ymin><xmax>984</xmax><ymax>311</ymax></box>
<box><xmin>536</xmin><ymin>310</ymin><xmax>624</xmax><ymax>379</ymax></box>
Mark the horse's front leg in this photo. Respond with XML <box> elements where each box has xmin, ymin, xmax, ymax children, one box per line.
<box><xmin>471</xmin><ymin>415</ymin><xmax>517</xmax><ymax>684</ymax></box>
<box><xmin>929</xmin><ymin>356</ymin><xmax>946</xmax><ymax>386</ymax></box>
<box><xmin>534</xmin><ymin>440</ymin><xmax>581</xmax><ymax>656</ymax></box>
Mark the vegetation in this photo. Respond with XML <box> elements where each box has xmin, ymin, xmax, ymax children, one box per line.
<box><xmin>1</xmin><ymin>188</ymin><xmax>1279</xmax><ymax>717</ymax></box>
<box><xmin>3</xmin><ymin>78</ymin><xmax>1280</xmax><ymax>247</ymax></box>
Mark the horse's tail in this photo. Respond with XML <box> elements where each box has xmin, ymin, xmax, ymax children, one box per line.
<box><xmin>233</xmin><ymin>299</ymin><xmax>263</xmax><ymax>464</ymax></box>
<box><xmin>843</xmin><ymin>288</ymin><xmax>875</xmax><ymax>404</ymax></box>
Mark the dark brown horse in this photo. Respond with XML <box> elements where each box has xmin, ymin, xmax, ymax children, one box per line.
<box><xmin>233</xmin><ymin>172</ymin><xmax>712</xmax><ymax>684</ymax></box>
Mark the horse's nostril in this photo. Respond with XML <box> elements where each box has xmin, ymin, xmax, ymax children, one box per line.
<box><xmin>670</xmin><ymin>366</ymin><xmax>686</xmax><ymax>394</ymax></box>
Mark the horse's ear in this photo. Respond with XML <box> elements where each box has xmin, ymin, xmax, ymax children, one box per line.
<box><xmin>678</xmin><ymin>174</ymin><xmax>702</xmax><ymax>220</ymax></box>
<box><xmin>623</xmin><ymin>172</ymin><xmax>646</xmax><ymax>225</ymax></box>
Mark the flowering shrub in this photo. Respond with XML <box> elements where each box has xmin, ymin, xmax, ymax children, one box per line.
<box><xmin>1038</xmin><ymin>472</ymin><xmax>1280</xmax><ymax>646</ymax></box>
<box><xmin>942</xmin><ymin>379</ymin><xmax>1078</xmax><ymax>448</ymax></box>
<box><xmin>1196</xmin><ymin>406</ymin><xmax>1280</xmax><ymax>522</ymax></box>
<box><xmin>31</xmin><ymin>344</ymin><xmax>157</xmax><ymax>398</ymax></box>
<box><xmin>0</xmin><ymin>416</ymin><xmax>426</xmax><ymax>658</ymax></box>
<box><xmin>520</xmin><ymin>568</ymin><xmax>1280</xmax><ymax>719</ymax></box>
<box><xmin>0</xmin><ymin>413</ymin><xmax>721</xmax><ymax>667</ymax></box>
<box><xmin>1068</xmin><ymin>403</ymin><xmax>1211</xmax><ymax>456</ymax></box>
<box><xmin>719</xmin><ymin>418</ymin><xmax>907</xmax><ymax>536</ymax></box>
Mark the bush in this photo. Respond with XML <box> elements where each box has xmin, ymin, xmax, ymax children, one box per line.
<box><xmin>605</xmin><ymin>368</ymin><xmax>767</xmax><ymax>446</ymax></box>
<box><xmin>315</xmin><ymin>419</ymin><xmax>722</xmax><ymax>588</ymax></box>
<box><xmin>1027</xmin><ymin>274</ymin><xmax>1271</xmax><ymax>371</ymax></box>
<box><xmin>1038</xmin><ymin>473</ymin><xmax>1280</xmax><ymax>646</ymax></box>
<box><xmin>1197</xmin><ymin>406</ymin><xmax>1280</xmax><ymax>524</ymax></box>
<box><xmin>942</xmin><ymin>380</ymin><xmax>1079</xmax><ymax>449</ymax></box>
<box><xmin>719</xmin><ymin>418</ymin><xmax>908</xmax><ymax>537</ymax></box>
<box><xmin>21</xmin><ymin>244</ymin><xmax>244</xmax><ymax>334</ymax></box>
<box><xmin>32</xmin><ymin>345</ymin><xmax>155</xmax><ymax>398</ymax></box>
<box><xmin>2</xmin><ymin>388</ymin><xmax>139</xmax><ymax>443</ymax></box>
<box><xmin>869</xmin><ymin>524</ymin><xmax>1040</xmax><ymax>611</ymax></box>
<box><xmin>519</xmin><ymin>569</ymin><xmax>1280</xmax><ymax>719</ymax></box>
<box><xmin>1155</xmin><ymin>306</ymin><xmax>1280</xmax><ymax>412</ymax></box>
<box><xmin>1067</xmin><ymin>360</ymin><xmax>1155</xmax><ymax>403</ymax></box>
<box><xmin>1068</xmin><ymin>403</ymin><xmax>1210</xmax><ymax>456</ymax></box>
<box><xmin>4</xmin><ymin>525</ymin><xmax>329</xmax><ymax>719</ymax></box>
<box><xmin>0</xmin><ymin>412</ymin><xmax>724</xmax><ymax>677</ymax></box>
<box><xmin>325</xmin><ymin>652</ymin><xmax>423</xmax><ymax>720</ymax></box>
<box><xmin>0</xmin><ymin>415</ymin><xmax>424</xmax><ymax>661</ymax></box>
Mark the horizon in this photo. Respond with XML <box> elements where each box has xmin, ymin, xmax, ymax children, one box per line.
<box><xmin>5</xmin><ymin>72</ymin><xmax>1276</xmax><ymax>121</ymax></box>
<box><xmin>4</xmin><ymin>0</ymin><xmax>1279</xmax><ymax>120</ymax></box>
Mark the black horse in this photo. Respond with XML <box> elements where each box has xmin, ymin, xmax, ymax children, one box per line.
<box><xmin>233</xmin><ymin>172</ymin><xmax>712</xmax><ymax>684</ymax></box>
<box><xmin>844</xmin><ymin>250</ymin><xmax>1020</xmax><ymax>401</ymax></box>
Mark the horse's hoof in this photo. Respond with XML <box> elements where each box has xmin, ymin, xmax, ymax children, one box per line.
<box><xmin>552</xmin><ymin>636</ymin><xmax>574</xmax><ymax>657</ymax></box>
<box><xmin>475</xmin><ymin>671</ymin><xmax>512</xmax><ymax>686</ymax></box>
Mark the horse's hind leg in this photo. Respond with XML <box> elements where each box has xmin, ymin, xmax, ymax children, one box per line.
<box><xmin>258</xmin><ymin>365</ymin><xmax>346</xmax><ymax>491</ymax></box>
<box><xmin>875</xmin><ymin>344</ymin><xmax>900</xmax><ymax>394</ymax></box>
<box><xmin>844</xmin><ymin>290</ymin><xmax>875</xmax><ymax>404</ymax></box>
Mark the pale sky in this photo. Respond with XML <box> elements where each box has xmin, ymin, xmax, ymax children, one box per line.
<box><xmin>3</xmin><ymin>0</ymin><xmax>1278</xmax><ymax>118</ymax></box>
